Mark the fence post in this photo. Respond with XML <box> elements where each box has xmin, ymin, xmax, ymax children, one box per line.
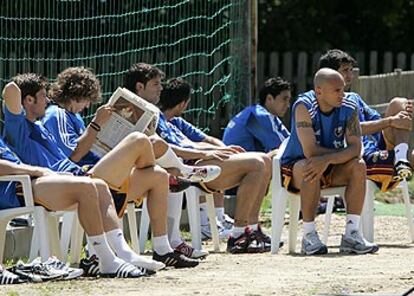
<box><xmin>394</xmin><ymin>68</ymin><xmax>402</xmax><ymax>96</ymax></box>
<box><xmin>297</xmin><ymin>51</ymin><xmax>307</xmax><ymax>93</ymax></box>
<box><xmin>351</xmin><ymin>67</ymin><xmax>360</xmax><ymax>92</ymax></box>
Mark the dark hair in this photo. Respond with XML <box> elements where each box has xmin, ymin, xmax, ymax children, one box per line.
<box><xmin>318</xmin><ymin>49</ymin><xmax>357</xmax><ymax>71</ymax></box>
<box><xmin>258</xmin><ymin>77</ymin><xmax>290</xmax><ymax>105</ymax></box>
<box><xmin>124</xmin><ymin>63</ymin><xmax>165</xmax><ymax>92</ymax></box>
<box><xmin>12</xmin><ymin>73</ymin><xmax>48</xmax><ymax>103</ymax></box>
<box><xmin>159</xmin><ymin>78</ymin><xmax>192</xmax><ymax>111</ymax></box>
<box><xmin>49</xmin><ymin>67</ymin><xmax>101</xmax><ymax>105</ymax></box>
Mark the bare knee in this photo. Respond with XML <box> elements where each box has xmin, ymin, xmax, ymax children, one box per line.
<box><xmin>349</xmin><ymin>158</ymin><xmax>366</xmax><ymax>179</ymax></box>
<box><xmin>75</xmin><ymin>179</ymin><xmax>100</xmax><ymax>204</ymax></box>
<box><xmin>260</xmin><ymin>153</ymin><xmax>272</xmax><ymax>179</ymax></box>
<box><xmin>387</xmin><ymin>97</ymin><xmax>408</xmax><ymax>115</ymax></box>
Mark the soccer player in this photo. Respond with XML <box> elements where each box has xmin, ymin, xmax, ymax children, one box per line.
<box><xmin>223</xmin><ymin>77</ymin><xmax>291</xmax><ymax>156</ymax></box>
<box><xmin>280</xmin><ymin>68</ymin><xmax>378</xmax><ymax>255</ymax></box>
<box><xmin>2</xmin><ymin>77</ymin><xmax>199</xmax><ymax>268</ymax></box>
<box><xmin>124</xmin><ymin>63</ymin><xmax>273</xmax><ymax>254</ymax></box>
<box><xmin>319</xmin><ymin>49</ymin><xmax>413</xmax><ymax>192</ymax></box>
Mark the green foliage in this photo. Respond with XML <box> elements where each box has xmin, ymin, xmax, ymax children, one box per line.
<box><xmin>258</xmin><ymin>0</ymin><xmax>414</xmax><ymax>53</ymax></box>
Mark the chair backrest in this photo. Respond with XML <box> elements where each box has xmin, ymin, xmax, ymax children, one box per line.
<box><xmin>272</xmin><ymin>138</ymin><xmax>289</xmax><ymax>188</ymax></box>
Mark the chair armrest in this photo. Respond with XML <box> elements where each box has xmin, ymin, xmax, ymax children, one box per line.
<box><xmin>0</xmin><ymin>175</ymin><xmax>34</xmax><ymax>207</ymax></box>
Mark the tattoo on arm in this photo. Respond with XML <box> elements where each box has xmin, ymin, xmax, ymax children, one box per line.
<box><xmin>347</xmin><ymin>109</ymin><xmax>362</xmax><ymax>137</ymax></box>
<box><xmin>296</xmin><ymin>121</ymin><xmax>312</xmax><ymax>128</ymax></box>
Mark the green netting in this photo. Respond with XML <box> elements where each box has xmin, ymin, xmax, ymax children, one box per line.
<box><xmin>0</xmin><ymin>0</ymin><xmax>250</xmax><ymax>134</ymax></box>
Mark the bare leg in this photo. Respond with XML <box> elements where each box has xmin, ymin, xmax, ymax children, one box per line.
<box><xmin>32</xmin><ymin>175</ymin><xmax>104</xmax><ymax>236</ymax></box>
<box><xmin>291</xmin><ymin>160</ymin><xmax>321</xmax><ymax>222</ymax></box>
<box><xmin>92</xmin><ymin>179</ymin><xmax>121</xmax><ymax>232</ymax></box>
<box><xmin>383</xmin><ymin>97</ymin><xmax>411</xmax><ymax>148</ymax></box>
<box><xmin>330</xmin><ymin>158</ymin><xmax>366</xmax><ymax>215</ymax></box>
<box><xmin>197</xmin><ymin>152</ymin><xmax>269</xmax><ymax>227</ymax></box>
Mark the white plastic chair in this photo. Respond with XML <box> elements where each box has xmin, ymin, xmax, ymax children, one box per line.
<box><xmin>139</xmin><ymin>187</ymin><xmax>220</xmax><ymax>253</ymax></box>
<box><xmin>270</xmin><ymin>140</ymin><xmax>347</xmax><ymax>254</ymax></box>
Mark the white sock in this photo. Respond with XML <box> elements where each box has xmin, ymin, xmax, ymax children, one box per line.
<box><xmin>156</xmin><ymin>147</ymin><xmax>186</xmax><ymax>171</ymax></box>
<box><xmin>105</xmin><ymin>228</ymin><xmax>164</xmax><ymax>271</ymax></box>
<box><xmin>86</xmin><ymin>242</ymin><xmax>97</xmax><ymax>257</ymax></box>
<box><xmin>303</xmin><ymin>222</ymin><xmax>316</xmax><ymax>236</ymax></box>
<box><xmin>199</xmin><ymin>202</ymin><xmax>209</xmax><ymax>226</ymax></box>
<box><xmin>152</xmin><ymin>235</ymin><xmax>173</xmax><ymax>256</ymax></box>
<box><xmin>87</xmin><ymin>233</ymin><xmax>123</xmax><ymax>273</ymax></box>
<box><xmin>345</xmin><ymin>214</ymin><xmax>360</xmax><ymax>236</ymax></box>
<box><xmin>215</xmin><ymin>207</ymin><xmax>225</xmax><ymax>222</ymax></box>
<box><xmin>394</xmin><ymin>143</ymin><xmax>409</xmax><ymax>164</ymax></box>
<box><xmin>248</xmin><ymin>224</ymin><xmax>258</xmax><ymax>231</ymax></box>
<box><xmin>231</xmin><ymin>226</ymin><xmax>245</xmax><ymax>238</ymax></box>
<box><xmin>167</xmin><ymin>192</ymin><xmax>184</xmax><ymax>248</ymax></box>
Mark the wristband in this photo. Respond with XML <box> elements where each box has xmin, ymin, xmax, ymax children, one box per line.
<box><xmin>90</xmin><ymin>121</ymin><xmax>101</xmax><ymax>132</ymax></box>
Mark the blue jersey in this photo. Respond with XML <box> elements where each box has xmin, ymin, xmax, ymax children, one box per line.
<box><xmin>222</xmin><ymin>104</ymin><xmax>289</xmax><ymax>152</ymax></box>
<box><xmin>156</xmin><ymin>113</ymin><xmax>206</xmax><ymax>148</ymax></box>
<box><xmin>0</xmin><ymin>137</ymin><xmax>25</xmax><ymax>209</ymax></box>
<box><xmin>3</xmin><ymin>107</ymin><xmax>83</xmax><ymax>174</ymax></box>
<box><xmin>347</xmin><ymin>92</ymin><xmax>383</xmax><ymax>156</ymax></box>
<box><xmin>281</xmin><ymin>90</ymin><xmax>358</xmax><ymax>165</ymax></box>
<box><xmin>43</xmin><ymin>104</ymin><xmax>101</xmax><ymax>166</ymax></box>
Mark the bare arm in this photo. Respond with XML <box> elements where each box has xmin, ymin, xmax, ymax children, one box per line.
<box><xmin>70</xmin><ymin>105</ymin><xmax>113</xmax><ymax>162</ymax></box>
<box><xmin>170</xmin><ymin>145</ymin><xmax>231</xmax><ymax>161</ymax></box>
<box><xmin>361</xmin><ymin>112</ymin><xmax>411</xmax><ymax>135</ymax></box>
<box><xmin>2</xmin><ymin>82</ymin><xmax>22</xmax><ymax>115</ymax></box>
<box><xmin>202</xmin><ymin>135</ymin><xmax>226</xmax><ymax>147</ymax></box>
<box><xmin>0</xmin><ymin>159</ymin><xmax>54</xmax><ymax>177</ymax></box>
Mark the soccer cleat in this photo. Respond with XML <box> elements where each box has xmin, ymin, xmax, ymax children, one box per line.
<box><xmin>339</xmin><ymin>230</ymin><xmax>379</xmax><ymax>254</ymax></box>
<box><xmin>100</xmin><ymin>262</ymin><xmax>146</xmax><ymax>278</ymax></box>
<box><xmin>252</xmin><ymin>224</ymin><xmax>284</xmax><ymax>252</ymax></box>
<box><xmin>9</xmin><ymin>260</ymin><xmax>66</xmax><ymax>282</ymax></box>
<box><xmin>169</xmin><ymin>175</ymin><xmax>191</xmax><ymax>193</ymax></box>
<box><xmin>42</xmin><ymin>257</ymin><xmax>83</xmax><ymax>280</ymax></box>
<box><xmin>201</xmin><ymin>220</ymin><xmax>232</xmax><ymax>240</ymax></box>
<box><xmin>394</xmin><ymin>160</ymin><xmax>413</xmax><ymax>181</ymax></box>
<box><xmin>79</xmin><ymin>255</ymin><xmax>100</xmax><ymax>277</ymax></box>
<box><xmin>174</xmin><ymin>241</ymin><xmax>209</xmax><ymax>259</ymax></box>
<box><xmin>227</xmin><ymin>228</ymin><xmax>264</xmax><ymax>254</ymax></box>
<box><xmin>153</xmin><ymin>251</ymin><xmax>200</xmax><ymax>268</ymax></box>
<box><xmin>0</xmin><ymin>266</ymin><xmax>26</xmax><ymax>285</ymax></box>
<box><xmin>181</xmin><ymin>165</ymin><xmax>221</xmax><ymax>183</ymax></box>
<box><xmin>301</xmin><ymin>231</ymin><xmax>328</xmax><ymax>255</ymax></box>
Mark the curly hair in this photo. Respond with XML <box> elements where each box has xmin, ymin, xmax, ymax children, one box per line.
<box><xmin>258</xmin><ymin>77</ymin><xmax>290</xmax><ymax>106</ymax></box>
<box><xmin>49</xmin><ymin>67</ymin><xmax>102</xmax><ymax>105</ymax></box>
<box><xmin>159</xmin><ymin>78</ymin><xmax>192</xmax><ymax>111</ymax></box>
<box><xmin>12</xmin><ymin>73</ymin><xmax>48</xmax><ymax>103</ymax></box>
<box><xmin>124</xmin><ymin>63</ymin><xmax>165</xmax><ymax>93</ymax></box>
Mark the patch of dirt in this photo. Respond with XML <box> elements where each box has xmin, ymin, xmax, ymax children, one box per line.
<box><xmin>1</xmin><ymin>215</ymin><xmax>413</xmax><ymax>296</ymax></box>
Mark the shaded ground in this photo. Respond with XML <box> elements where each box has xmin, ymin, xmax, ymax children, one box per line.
<box><xmin>1</xmin><ymin>214</ymin><xmax>413</xmax><ymax>296</ymax></box>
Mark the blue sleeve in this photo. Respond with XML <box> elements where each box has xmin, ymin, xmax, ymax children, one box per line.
<box><xmin>3</xmin><ymin>107</ymin><xmax>30</xmax><ymax>157</ymax></box>
<box><xmin>358</xmin><ymin>96</ymin><xmax>381</xmax><ymax>121</ymax></box>
<box><xmin>171</xmin><ymin>117</ymin><xmax>206</xmax><ymax>142</ymax></box>
<box><xmin>43</xmin><ymin>110</ymin><xmax>80</xmax><ymax>158</ymax></box>
<box><xmin>246</xmin><ymin>114</ymin><xmax>289</xmax><ymax>152</ymax></box>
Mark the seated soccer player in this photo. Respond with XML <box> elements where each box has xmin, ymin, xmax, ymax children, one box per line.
<box><xmin>124</xmin><ymin>63</ymin><xmax>273</xmax><ymax>254</ymax></box>
<box><xmin>280</xmin><ymin>68</ymin><xmax>378</xmax><ymax>255</ymax></box>
<box><xmin>223</xmin><ymin>77</ymin><xmax>291</xmax><ymax>156</ymax></box>
<box><xmin>2</xmin><ymin>77</ymin><xmax>199</xmax><ymax>268</ymax></box>
<box><xmin>0</xmin><ymin>137</ymin><xmax>146</xmax><ymax>278</ymax></box>
<box><xmin>42</xmin><ymin>66</ymin><xmax>220</xmax><ymax>185</ymax></box>
<box><xmin>318</xmin><ymin>49</ymin><xmax>413</xmax><ymax>192</ymax></box>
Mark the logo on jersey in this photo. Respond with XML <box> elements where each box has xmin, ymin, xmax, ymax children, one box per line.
<box><xmin>334</xmin><ymin>126</ymin><xmax>344</xmax><ymax>138</ymax></box>
<box><xmin>379</xmin><ymin>150</ymin><xmax>389</xmax><ymax>160</ymax></box>
<box><xmin>333</xmin><ymin>140</ymin><xmax>344</xmax><ymax>149</ymax></box>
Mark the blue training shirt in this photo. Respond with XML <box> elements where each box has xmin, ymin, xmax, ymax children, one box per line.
<box><xmin>3</xmin><ymin>107</ymin><xmax>83</xmax><ymax>174</ymax></box>
<box><xmin>43</xmin><ymin>104</ymin><xmax>101</xmax><ymax>166</ymax></box>
<box><xmin>156</xmin><ymin>113</ymin><xmax>206</xmax><ymax>148</ymax></box>
<box><xmin>222</xmin><ymin>104</ymin><xmax>289</xmax><ymax>152</ymax></box>
<box><xmin>346</xmin><ymin>92</ymin><xmax>383</xmax><ymax>156</ymax></box>
<box><xmin>281</xmin><ymin>90</ymin><xmax>358</xmax><ymax>165</ymax></box>
<box><xmin>0</xmin><ymin>137</ymin><xmax>26</xmax><ymax>209</ymax></box>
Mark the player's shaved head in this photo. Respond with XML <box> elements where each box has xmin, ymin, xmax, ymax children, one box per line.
<box><xmin>314</xmin><ymin>68</ymin><xmax>344</xmax><ymax>87</ymax></box>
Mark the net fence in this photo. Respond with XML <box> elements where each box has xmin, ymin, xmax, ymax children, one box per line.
<box><xmin>0</xmin><ymin>0</ymin><xmax>250</xmax><ymax>134</ymax></box>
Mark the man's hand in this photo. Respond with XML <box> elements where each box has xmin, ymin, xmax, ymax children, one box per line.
<box><xmin>214</xmin><ymin>145</ymin><xmax>245</xmax><ymax>155</ymax></box>
<box><xmin>303</xmin><ymin>156</ymin><xmax>329</xmax><ymax>183</ymax></box>
<box><xmin>390</xmin><ymin>111</ymin><xmax>412</xmax><ymax>130</ymax></box>
<box><xmin>93</xmin><ymin>105</ymin><xmax>113</xmax><ymax>127</ymax></box>
<box><xmin>404</xmin><ymin>100</ymin><xmax>413</xmax><ymax>117</ymax></box>
<box><xmin>199</xmin><ymin>150</ymin><xmax>232</xmax><ymax>161</ymax></box>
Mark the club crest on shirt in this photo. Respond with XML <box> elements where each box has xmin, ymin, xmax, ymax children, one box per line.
<box><xmin>334</xmin><ymin>126</ymin><xmax>344</xmax><ymax>138</ymax></box>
